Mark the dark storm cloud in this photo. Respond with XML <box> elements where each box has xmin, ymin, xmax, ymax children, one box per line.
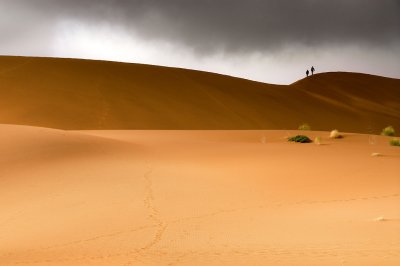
<box><xmin>2</xmin><ymin>0</ymin><xmax>400</xmax><ymax>54</ymax></box>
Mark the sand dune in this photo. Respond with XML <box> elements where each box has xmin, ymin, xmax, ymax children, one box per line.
<box><xmin>1</xmin><ymin>57</ymin><xmax>399</xmax><ymax>265</ymax></box>
<box><xmin>1</xmin><ymin>124</ymin><xmax>399</xmax><ymax>265</ymax></box>
<box><xmin>0</xmin><ymin>56</ymin><xmax>399</xmax><ymax>133</ymax></box>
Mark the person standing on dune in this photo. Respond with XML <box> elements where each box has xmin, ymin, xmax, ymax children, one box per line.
<box><xmin>306</xmin><ymin>69</ymin><xmax>309</xmax><ymax>77</ymax></box>
<box><xmin>311</xmin><ymin>66</ymin><xmax>315</xmax><ymax>75</ymax></box>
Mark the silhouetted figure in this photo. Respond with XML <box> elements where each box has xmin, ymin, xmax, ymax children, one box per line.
<box><xmin>306</xmin><ymin>70</ymin><xmax>309</xmax><ymax>77</ymax></box>
<box><xmin>311</xmin><ymin>66</ymin><xmax>315</xmax><ymax>75</ymax></box>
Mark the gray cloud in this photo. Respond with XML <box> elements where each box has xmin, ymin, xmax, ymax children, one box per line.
<box><xmin>2</xmin><ymin>0</ymin><xmax>400</xmax><ymax>55</ymax></box>
<box><xmin>1</xmin><ymin>0</ymin><xmax>399</xmax><ymax>84</ymax></box>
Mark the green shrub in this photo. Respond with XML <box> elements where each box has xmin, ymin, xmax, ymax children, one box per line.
<box><xmin>390</xmin><ymin>138</ymin><xmax>400</xmax><ymax>146</ymax></box>
<box><xmin>298</xmin><ymin>123</ymin><xmax>311</xmax><ymax>131</ymax></box>
<box><xmin>288</xmin><ymin>135</ymin><xmax>312</xmax><ymax>143</ymax></box>
<box><xmin>381</xmin><ymin>126</ymin><xmax>395</xmax><ymax>136</ymax></box>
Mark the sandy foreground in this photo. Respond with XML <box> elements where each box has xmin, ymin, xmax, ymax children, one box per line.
<box><xmin>0</xmin><ymin>124</ymin><xmax>399</xmax><ymax>265</ymax></box>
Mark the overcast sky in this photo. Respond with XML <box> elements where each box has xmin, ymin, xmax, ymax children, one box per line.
<box><xmin>1</xmin><ymin>0</ymin><xmax>399</xmax><ymax>84</ymax></box>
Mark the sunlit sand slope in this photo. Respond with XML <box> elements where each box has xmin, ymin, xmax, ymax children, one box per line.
<box><xmin>1</xmin><ymin>125</ymin><xmax>399</xmax><ymax>265</ymax></box>
<box><xmin>0</xmin><ymin>56</ymin><xmax>399</xmax><ymax>132</ymax></box>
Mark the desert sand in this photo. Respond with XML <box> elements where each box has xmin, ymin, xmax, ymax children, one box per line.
<box><xmin>0</xmin><ymin>56</ymin><xmax>399</xmax><ymax>133</ymax></box>
<box><xmin>0</xmin><ymin>56</ymin><xmax>399</xmax><ymax>265</ymax></box>
<box><xmin>1</xmin><ymin>124</ymin><xmax>399</xmax><ymax>265</ymax></box>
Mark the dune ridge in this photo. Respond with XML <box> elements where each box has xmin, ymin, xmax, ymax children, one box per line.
<box><xmin>0</xmin><ymin>56</ymin><xmax>399</xmax><ymax>133</ymax></box>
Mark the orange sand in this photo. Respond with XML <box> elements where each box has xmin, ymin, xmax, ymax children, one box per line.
<box><xmin>1</xmin><ymin>125</ymin><xmax>399</xmax><ymax>265</ymax></box>
<box><xmin>0</xmin><ymin>56</ymin><xmax>399</xmax><ymax>133</ymax></box>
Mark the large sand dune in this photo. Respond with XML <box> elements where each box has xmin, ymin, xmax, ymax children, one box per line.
<box><xmin>1</xmin><ymin>57</ymin><xmax>399</xmax><ymax>265</ymax></box>
<box><xmin>0</xmin><ymin>56</ymin><xmax>399</xmax><ymax>133</ymax></box>
<box><xmin>1</xmin><ymin>124</ymin><xmax>399</xmax><ymax>265</ymax></box>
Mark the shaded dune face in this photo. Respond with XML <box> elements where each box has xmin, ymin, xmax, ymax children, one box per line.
<box><xmin>0</xmin><ymin>56</ymin><xmax>399</xmax><ymax>132</ymax></box>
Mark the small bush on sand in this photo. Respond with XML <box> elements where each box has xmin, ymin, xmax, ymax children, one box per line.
<box><xmin>288</xmin><ymin>135</ymin><xmax>312</xmax><ymax>143</ymax></box>
<box><xmin>298</xmin><ymin>123</ymin><xmax>311</xmax><ymax>131</ymax></box>
<box><xmin>330</xmin><ymin>129</ymin><xmax>343</xmax><ymax>139</ymax></box>
<box><xmin>381</xmin><ymin>126</ymin><xmax>395</xmax><ymax>136</ymax></box>
<box><xmin>314</xmin><ymin>136</ymin><xmax>321</xmax><ymax>145</ymax></box>
<box><xmin>390</xmin><ymin>138</ymin><xmax>400</xmax><ymax>146</ymax></box>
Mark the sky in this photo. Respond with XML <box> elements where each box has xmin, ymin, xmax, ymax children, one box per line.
<box><xmin>1</xmin><ymin>0</ymin><xmax>399</xmax><ymax>84</ymax></box>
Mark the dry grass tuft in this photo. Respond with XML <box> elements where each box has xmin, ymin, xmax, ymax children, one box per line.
<box><xmin>381</xmin><ymin>126</ymin><xmax>395</xmax><ymax>136</ymax></box>
<box><xmin>298</xmin><ymin>123</ymin><xmax>311</xmax><ymax>131</ymax></box>
<box><xmin>389</xmin><ymin>138</ymin><xmax>400</xmax><ymax>146</ymax></box>
<box><xmin>330</xmin><ymin>129</ymin><xmax>343</xmax><ymax>139</ymax></box>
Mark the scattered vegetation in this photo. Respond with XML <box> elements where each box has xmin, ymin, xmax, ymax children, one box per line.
<box><xmin>381</xmin><ymin>126</ymin><xmax>395</xmax><ymax>136</ymax></box>
<box><xmin>298</xmin><ymin>123</ymin><xmax>311</xmax><ymax>131</ymax></box>
<box><xmin>288</xmin><ymin>135</ymin><xmax>312</xmax><ymax>143</ymax></box>
<box><xmin>329</xmin><ymin>129</ymin><xmax>343</xmax><ymax>139</ymax></box>
<box><xmin>389</xmin><ymin>138</ymin><xmax>400</xmax><ymax>146</ymax></box>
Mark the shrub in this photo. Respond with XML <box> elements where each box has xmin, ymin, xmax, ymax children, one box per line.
<box><xmin>314</xmin><ymin>136</ymin><xmax>321</xmax><ymax>145</ymax></box>
<box><xmin>330</xmin><ymin>129</ymin><xmax>343</xmax><ymax>139</ymax></box>
<box><xmin>288</xmin><ymin>135</ymin><xmax>312</xmax><ymax>143</ymax></box>
<box><xmin>381</xmin><ymin>126</ymin><xmax>395</xmax><ymax>136</ymax></box>
<box><xmin>298</xmin><ymin>123</ymin><xmax>311</xmax><ymax>131</ymax></box>
<box><xmin>390</xmin><ymin>138</ymin><xmax>400</xmax><ymax>146</ymax></box>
